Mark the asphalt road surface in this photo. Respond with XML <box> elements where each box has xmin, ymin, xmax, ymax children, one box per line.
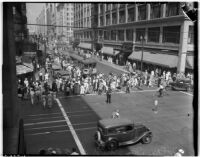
<box><xmin>21</xmin><ymin>58</ymin><xmax>194</xmax><ymax>155</ymax></box>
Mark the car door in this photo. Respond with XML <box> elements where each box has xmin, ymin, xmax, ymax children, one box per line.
<box><xmin>115</xmin><ymin>125</ymin><xmax>134</xmax><ymax>142</ymax></box>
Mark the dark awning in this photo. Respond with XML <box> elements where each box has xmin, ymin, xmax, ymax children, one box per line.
<box><xmin>128</xmin><ymin>50</ymin><xmax>178</xmax><ymax>68</ymax></box>
<box><xmin>102</xmin><ymin>47</ymin><xmax>120</xmax><ymax>56</ymax></box>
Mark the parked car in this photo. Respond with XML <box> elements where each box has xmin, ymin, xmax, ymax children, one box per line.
<box><xmin>169</xmin><ymin>79</ymin><xmax>193</xmax><ymax>92</ymax></box>
<box><xmin>94</xmin><ymin>118</ymin><xmax>152</xmax><ymax>151</ymax></box>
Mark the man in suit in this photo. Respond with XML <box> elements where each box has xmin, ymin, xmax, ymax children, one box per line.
<box><xmin>106</xmin><ymin>86</ymin><xmax>112</xmax><ymax>103</ymax></box>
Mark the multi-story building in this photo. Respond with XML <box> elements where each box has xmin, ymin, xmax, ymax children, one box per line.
<box><xmin>96</xmin><ymin>2</ymin><xmax>194</xmax><ymax>73</ymax></box>
<box><xmin>74</xmin><ymin>3</ymin><xmax>96</xmax><ymax>51</ymax></box>
<box><xmin>56</xmin><ymin>3</ymin><xmax>74</xmax><ymax>43</ymax></box>
<box><xmin>36</xmin><ymin>6</ymin><xmax>47</xmax><ymax>36</ymax></box>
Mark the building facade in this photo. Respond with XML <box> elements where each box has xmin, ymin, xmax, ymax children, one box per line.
<box><xmin>36</xmin><ymin>6</ymin><xmax>47</xmax><ymax>36</ymax></box>
<box><xmin>56</xmin><ymin>3</ymin><xmax>74</xmax><ymax>43</ymax></box>
<box><xmin>96</xmin><ymin>2</ymin><xmax>194</xmax><ymax>73</ymax></box>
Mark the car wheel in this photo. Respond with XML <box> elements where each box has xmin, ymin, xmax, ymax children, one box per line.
<box><xmin>106</xmin><ymin>140</ymin><xmax>118</xmax><ymax>151</ymax></box>
<box><xmin>142</xmin><ymin>134</ymin><xmax>152</xmax><ymax>144</ymax></box>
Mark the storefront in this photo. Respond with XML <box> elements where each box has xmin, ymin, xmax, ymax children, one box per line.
<box><xmin>102</xmin><ymin>46</ymin><xmax>120</xmax><ymax>63</ymax></box>
<box><xmin>128</xmin><ymin>50</ymin><xmax>178</xmax><ymax>73</ymax></box>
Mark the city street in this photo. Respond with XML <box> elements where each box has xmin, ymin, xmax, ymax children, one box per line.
<box><xmin>20</xmin><ymin>61</ymin><xmax>194</xmax><ymax>155</ymax></box>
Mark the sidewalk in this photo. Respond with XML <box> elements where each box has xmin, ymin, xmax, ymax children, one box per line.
<box><xmin>93</xmin><ymin>56</ymin><xmax>129</xmax><ymax>74</ymax></box>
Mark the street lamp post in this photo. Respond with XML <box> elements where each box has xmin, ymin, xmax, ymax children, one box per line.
<box><xmin>140</xmin><ymin>35</ymin><xmax>145</xmax><ymax>73</ymax></box>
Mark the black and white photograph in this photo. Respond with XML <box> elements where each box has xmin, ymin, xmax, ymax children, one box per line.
<box><xmin>3</xmin><ymin>1</ymin><xmax>198</xmax><ymax>156</ymax></box>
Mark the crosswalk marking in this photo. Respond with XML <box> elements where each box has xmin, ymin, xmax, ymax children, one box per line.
<box><xmin>25</xmin><ymin>121</ymin><xmax>97</xmax><ymax>131</ymax></box>
<box><xmin>26</xmin><ymin>126</ymin><xmax>97</xmax><ymax>136</ymax></box>
<box><xmin>56</xmin><ymin>98</ymin><xmax>86</xmax><ymax>155</ymax></box>
<box><xmin>24</xmin><ymin>119</ymin><xmax>66</xmax><ymax>126</ymax></box>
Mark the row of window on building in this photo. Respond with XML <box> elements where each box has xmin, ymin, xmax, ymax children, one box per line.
<box><xmin>99</xmin><ymin>3</ymin><xmax>181</xmax><ymax>26</ymax></box>
<box><xmin>74</xmin><ymin>25</ymin><xmax>194</xmax><ymax>44</ymax></box>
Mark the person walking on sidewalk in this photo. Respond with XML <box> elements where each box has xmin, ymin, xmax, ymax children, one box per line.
<box><xmin>30</xmin><ymin>87</ymin><xmax>35</xmax><ymax>105</ymax></box>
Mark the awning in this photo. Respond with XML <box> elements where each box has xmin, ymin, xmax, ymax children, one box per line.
<box><xmin>102</xmin><ymin>47</ymin><xmax>120</xmax><ymax>56</ymax></box>
<box><xmin>78</xmin><ymin>43</ymin><xmax>92</xmax><ymax>50</ymax></box>
<box><xmin>128</xmin><ymin>51</ymin><xmax>178</xmax><ymax>68</ymax></box>
<box><xmin>186</xmin><ymin>55</ymin><xmax>194</xmax><ymax>69</ymax></box>
<box><xmin>16</xmin><ymin>64</ymin><xmax>33</xmax><ymax>75</ymax></box>
<box><xmin>23</xmin><ymin>63</ymin><xmax>34</xmax><ymax>69</ymax></box>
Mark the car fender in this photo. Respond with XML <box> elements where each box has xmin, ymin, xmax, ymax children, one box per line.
<box><xmin>107</xmin><ymin>137</ymin><xmax>118</xmax><ymax>143</ymax></box>
<box><xmin>137</xmin><ymin>131</ymin><xmax>153</xmax><ymax>141</ymax></box>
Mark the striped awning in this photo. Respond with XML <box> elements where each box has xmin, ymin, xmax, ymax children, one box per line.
<box><xmin>16</xmin><ymin>64</ymin><xmax>33</xmax><ymax>75</ymax></box>
<box><xmin>186</xmin><ymin>55</ymin><xmax>194</xmax><ymax>69</ymax></box>
<box><xmin>78</xmin><ymin>43</ymin><xmax>92</xmax><ymax>50</ymax></box>
<box><xmin>102</xmin><ymin>47</ymin><xmax>120</xmax><ymax>56</ymax></box>
<box><xmin>128</xmin><ymin>51</ymin><xmax>178</xmax><ymax>68</ymax></box>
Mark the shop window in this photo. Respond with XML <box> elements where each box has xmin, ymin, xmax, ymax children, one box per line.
<box><xmin>163</xmin><ymin>26</ymin><xmax>180</xmax><ymax>44</ymax></box>
<box><xmin>136</xmin><ymin>28</ymin><xmax>145</xmax><ymax>41</ymax></box>
<box><xmin>188</xmin><ymin>26</ymin><xmax>194</xmax><ymax>44</ymax></box>
<box><xmin>150</xmin><ymin>3</ymin><xmax>161</xmax><ymax>19</ymax></box>
<box><xmin>148</xmin><ymin>27</ymin><xmax>160</xmax><ymax>42</ymax></box>
<box><xmin>138</xmin><ymin>5</ymin><xmax>146</xmax><ymax>20</ymax></box>
<box><xmin>166</xmin><ymin>2</ymin><xmax>180</xmax><ymax>17</ymax></box>
<box><xmin>118</xmin><ymin>30</ymin><xmax>124</xmax><ymax>41</ymax></box>
<box><xmin>127</xmin><ymin>4</ymin><xmax>135</xmax><ymax>7</ymax></box>
<box><xmin>119</xmin><ymin>10</ymin><xmax>125</xmax><ymax>23</ymax></box>
<box><xmin>126</xmin><ymin>29</ymin><xmax>133</xmax><ymax>41</ymax></box>
<box><xmin>128</xmin><ymin>7</ymin><xmax>135</xmax><ymax>22</ymax></box>
<box><xmin>111</xmin><ymin>30</ymin><xmax>117</xmax><ymax>40</ymax></box>
<box><xmin>119</xmin><ymin>3</ymin><xmax>126</xmax><ymax>8</ymax></box>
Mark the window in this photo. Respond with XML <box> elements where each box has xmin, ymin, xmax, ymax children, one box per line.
<box><xmin>119</xmin><ymin>3</ymin><xmax>126</xmax><ymax>8</ymax></box>
<box><xmin>112</xmin><ymin>12</ymin><xmax>117</xmax><ymax>24</ymax></box>
<box><xmin>111</xmin><ymin>30</ymin><xmax>117</xmax><ymax>40</ymax></box>
<box><xmin>119</xmin><ymin>10</ymin><xmax>125</xmax><ymax>23</ymax></box>
<box><xmin>112</xmin><ymin>4</ymin><xmax>118</xmax><ymax>9</ymax></box>
<box><xmin>106</xmin><ymin>14</ymin><xmax>110</xmax><ymax>25</ymax></box>
<box><xmin>125</xmin><ymin>125</ymin><xmax>133</xmax><ymax>131</ymax></box>
<box><xmin>126</xmin><ymin>29</ymin><xmax>133</xmax><ymax>41</ymax></box>
<box><xmin>166</xmin><ymin>3</ymin><xmax>180</xmax><ymax>17</ymax></box>
<box><xmin>100</xmin><ymin>4</ymin><xmax>104</xmax><ymax>14</ymax></box>
<box><xmin>138</xmin><ymin>5</ymin><xmax>146</xmax><ymax>20</ymax></box>
<box><xmin>163</xmin><ymin>26</ymin><xmax>180</xmax><ymax>43</ymax></box>
<box><xmin>106</xmin><ymin>4</ymin><xmax>111</xmax><ymax>11</ymax></box>
<box><xmin>99</xmin><ymin>30</ymin><xmax>103</xmax><ymax>37</ymax></box>
<box><xmin>127</xmin><ymin>4</ymin><xmax>134</xmax><ymax>7</ymax></box>
<box><xmin>104</xmin><ymin>31</ymin><xmax>110</xmax><ymax>40</ymax></box>
<box><xmin>148</xmin><ymin>27</ymin><xmax>160</xmax><ymax>42</ymax></box>
<box><xmin>136</xmin><ymin>28</ymin><xmax>145</xmax><ymax>41</ymax></box>
<box><xmin>188</xmin><ymin>26</ymin><xmax>194</xmax><ymax>44</ymax></box>
<box><xmin>100</xmin><ymin>16</ymin><xmax>104</xmax><ymax>26</ymax></box>
<box><xmin>150</xmin><ymin>3</ymin><xmax>161</xmax><ymax>19</ymax></box>
<box><xmin>128</xmin><ymin>7</ymin><xmax>135</xmax><ymax>22</ymax></box>
<box><xmin>118</xmin><ymin>30</ymin><xmax>124</xmax><ymax>41</ymax></box>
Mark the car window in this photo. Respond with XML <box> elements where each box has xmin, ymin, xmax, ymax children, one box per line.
<box><xmin>108</xmin><ymin>128</ymin><xmax>117</xmax><ymax>134</ymax></box>
<box><xmin>125</xmin><ymin>125</ymin><xmax>133</xmax><ymax>131</ymax></box>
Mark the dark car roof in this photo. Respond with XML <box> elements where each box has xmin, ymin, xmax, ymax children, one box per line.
<box><xmin>98</xmin><ymin>118</ymin><xmax>133</xmax><ymax>129</ymax></box>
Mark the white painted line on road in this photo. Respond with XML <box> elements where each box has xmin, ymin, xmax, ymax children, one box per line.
<box><xmin>26</xmin><ymin>126</ymin><xmax>97</xmax><ymax>136</ymax></box>
<box><xmin>179</xmin><ymin>91</ymin><xmax>193</xmax><ymax>96</ymax></box>
<box><xmin>26</xmin><ymin>116</ymin><xmax>64</xmax><ymax>121</ymax></box>
<box><xmin>25</xmin><ymin>112</ymin><xmax>61</xmax><ymax>117</ymax></box>
<box><xmin>24</xmin><ymin>119</ymin><xmax>65</xmax><ymax>126</ymax></box>
<box><xmin>25</xmin><ymin>121</ymin><xmax>97</xmax><ymax>131</ymax></box>
<box><xmin>56</xmin><ymin>98</ymin><xmax>86</xmax><ymax>155</ymax></box>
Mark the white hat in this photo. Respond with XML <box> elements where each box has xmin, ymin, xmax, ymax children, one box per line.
<box><xmin>178</xmin><ymin>149</ymin><xmax>184</xmax><ymax>154</ymax></box>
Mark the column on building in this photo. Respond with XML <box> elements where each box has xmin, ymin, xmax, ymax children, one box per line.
<box><xmin>177</xmin><ymin>21</ymin><xmax>189</xmax><ymax>73</ymax></box>
<box><xmin>135</xmin><ymin>3</ymin><xmax>138</xmax><ymax>21</ymax></box>
<box><xmin>125</xmin><ymin>4</ymin><xmax>128</xmax><ymax>23</ymax></box>
<box><xmin>161</xmin><ymin>3</ymin><xmax>166</xmax><ymax>18</ymax></box>
<box><xmin>133</xmin><ymin>28</ymin><xmax>136</xmax><ymax>51</ymax></box>
<box><xmin>147</xmin><ymin>3</ymin><xmax>150</xmax><ymax>20</ymax></box>
<box><xmin>117</xmin><ymin>4</ymin><xmax>119</xmax><ymax>24</ymax></box>
<box><xmin>159</xmin><ymin>26</ymin><xmax>163</xmax><ymax>44</ymax></box>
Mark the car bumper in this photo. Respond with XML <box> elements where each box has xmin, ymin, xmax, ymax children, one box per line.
<box><xmin>95</xmin><ymin>140</ymin><xmax>106</xmax><ymax>149</ymax></box>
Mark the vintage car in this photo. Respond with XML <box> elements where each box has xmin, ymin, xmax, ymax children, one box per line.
<box><xmin>169</xmin><ymin>79</ymin><xmax>193</xmax><ymax>91</ymax></box>
<box><xmin>94</xmin><ymin>118</ymin><xmax>152</xmax><ymax>151</ymax></box>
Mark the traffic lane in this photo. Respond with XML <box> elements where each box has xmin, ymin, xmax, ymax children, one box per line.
<box><xmin>25</xmin><ymin>132</ymin><xmax>79</xmax><ymax>155</ymax></box>
<box><xmin>59</xmin><ymin>96</ymin><xmax>131</xmax><ymax>155</ymax></box>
